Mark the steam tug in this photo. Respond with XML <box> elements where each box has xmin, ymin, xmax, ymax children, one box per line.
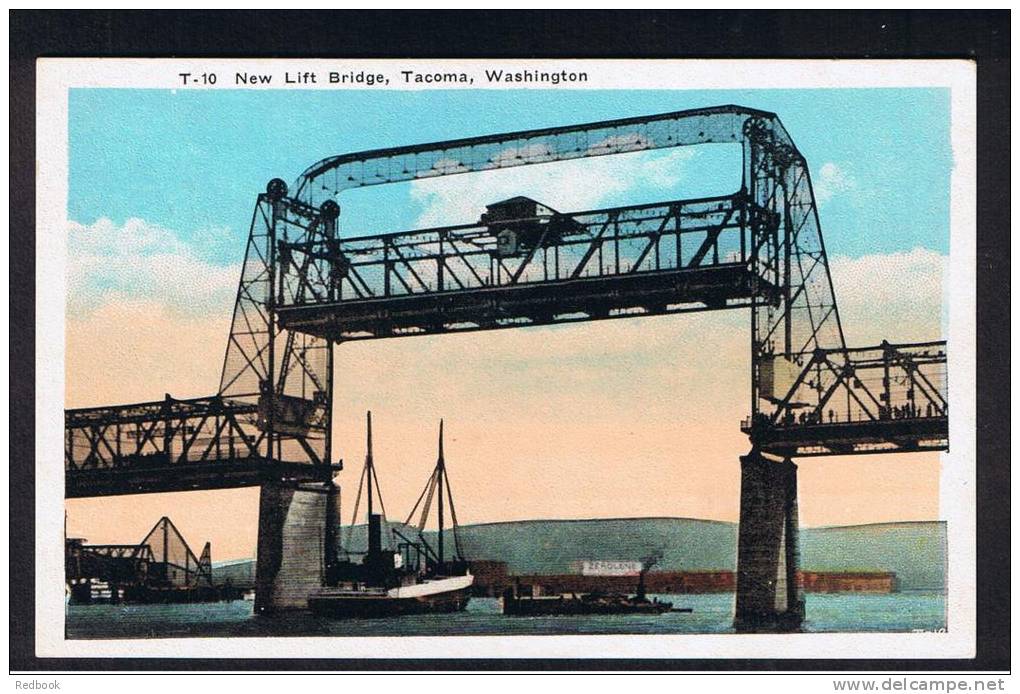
<box><xmin>501</xmin><ymin>555</ymin><xmax>681</xmax><ymax>616</ymax></box>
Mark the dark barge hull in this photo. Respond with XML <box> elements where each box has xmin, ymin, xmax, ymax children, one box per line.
<box><xmin>503</xmin><ymin>597</ymin><xmax>674</xmax><ymax>616</ymax></box>
<box><xmin>68</xmin><ymin>583</ymin><xmax>245</xmax><ymax>605</ymax></box>
<box><xmin>308</xmin><ymin>587</ymin><xmax>471</xmax><ymax>618</ymax></box>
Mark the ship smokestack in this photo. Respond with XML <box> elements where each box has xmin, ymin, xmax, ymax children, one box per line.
<box><xmin>368</xmin><ymin>513</ymin><xmax>383</xmax><ymax>557</ymax></box>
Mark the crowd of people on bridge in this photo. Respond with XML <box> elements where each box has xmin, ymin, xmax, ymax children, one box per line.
<box><xmin>774</xmin><ymin>400</ymin><xmax>939</xmax><ymax>427</ymax></box>
<box><xmin>881</xmin><ymin>402</ymin><xmax>938</xmax><ymax>420</ymax></box>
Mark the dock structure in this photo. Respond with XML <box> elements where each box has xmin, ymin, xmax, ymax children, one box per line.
<box><xmin>466</xmin><ymin>563</ymin><xmax>899</xmax><ymax>597</ymax></box>
<box><xmin>65</xmin><ymin>516</ymin><xmax>220</xmax><ymax>604</ymax></box>
<box><xmin>65</xmin><ymin>106</ymin><xmax>947</xmax><ymax>630</ymax></box>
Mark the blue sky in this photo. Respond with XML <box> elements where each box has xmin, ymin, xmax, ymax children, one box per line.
<box><xmin>69</xmin><ymin>87</ymin><xmax>951</xmax><ymax>270</ymax></box>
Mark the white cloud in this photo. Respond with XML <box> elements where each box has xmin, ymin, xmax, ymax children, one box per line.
<box><xmin>67</xmin><ymin>217</ymin><xmax>240</xmax><ymax>317</ymax></box>
<box><xmin>829</xmin><ymin>247</ymin><xmax>947</xmax><ymax>345</ymax></box>
<box><xmin>813</xmin><ymin>161</ymin><xmax>856</xmax><ymax>205</ymax></box>
<box><xmin>408</xmin><ymin>148</ymin><xmax>697</xmax><ymax>229</ymax></box>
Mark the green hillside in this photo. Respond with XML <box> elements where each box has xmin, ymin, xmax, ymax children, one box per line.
<box><xmin>216</xmin><ymin>518</ymin><xmax>946</xmax><ymax>591</ymax></box>
<box><xmin>453</xmin><ymin>517</ymin><xmax>736</xmax><ymax>575</ymax></box>
<box><xmin>801</xmin><ymin>522</ymin><xmax>947</xmax><ymax>591</ymax></box>
<box><xmin>441</xmin><ymin>518</ymin><xmax>945</xmax><ymax>590</ymax></box>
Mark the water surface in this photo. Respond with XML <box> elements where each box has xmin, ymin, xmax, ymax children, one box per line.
<box><xmin>66</xmin><ymin>592</ymin><xmax>946</xmax><ymax>639</ymax></box>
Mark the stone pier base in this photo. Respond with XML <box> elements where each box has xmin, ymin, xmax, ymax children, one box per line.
<box><xmin>254</xmin><ymin>481</ymin><xmax>332</xmax><ymax>614</ymax></box>
<box><xmin>734</xmin><ymin>450</ymin><xmax>804</xmax><ymax>632</ymax></box>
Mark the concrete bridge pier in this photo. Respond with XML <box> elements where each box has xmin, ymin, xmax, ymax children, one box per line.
<box><xmin>254</xmin><ymin>480</ymin><xmax>339</xmax><ymax>614</ymax></box>
<box><xmin>734</xmin><ymin>450</ymin><xmax>804</xmax><ymax>632</ymax></box>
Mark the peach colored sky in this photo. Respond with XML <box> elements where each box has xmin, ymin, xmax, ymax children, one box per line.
<box><xmin>65</xmin><ymin>248</ymin><xmax>945</xmax><ymax>560</ymax></box>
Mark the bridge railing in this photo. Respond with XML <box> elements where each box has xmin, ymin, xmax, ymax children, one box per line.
<box><xmin>276</xmin><ymin>193</ymin><xmax>755</xmax><ymax>306</ymax></box>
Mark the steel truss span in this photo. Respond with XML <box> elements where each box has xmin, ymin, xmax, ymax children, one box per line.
<box><xmin>274</xmin><ymin>193</ymin><xmax>776</xmax><ymax>340</ymax></box>
<box><xmin>64</xmin><ymin>395</ymin><xmax>327</xmax><ymax>498</ymax></box>
<box><xmin>742</xmin><ymin>341</ymin><xmax>948</xmax><ymax>457</ymax></box>
<box><xmin>65</xmin><ymin>105</ymin><xmax>949</xmax><ymax>502</ymax></box>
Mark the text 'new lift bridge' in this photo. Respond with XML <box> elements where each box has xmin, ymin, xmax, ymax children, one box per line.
<box><xmin>65</xmin><ymin>106</ymin><xmax>948</xmax><ymax>630</ymax></box>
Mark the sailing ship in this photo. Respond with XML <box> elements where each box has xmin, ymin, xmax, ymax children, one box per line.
<box><xmin>308</xmin><ymin>413</ymin><xmax>473</xmax><ymax>618</ymax></box>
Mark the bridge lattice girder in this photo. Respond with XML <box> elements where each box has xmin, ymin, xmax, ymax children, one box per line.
<box><xmin>743</xmin><ymin>341</ymin><xmax>948</xmax><ymax>456</ymax></box>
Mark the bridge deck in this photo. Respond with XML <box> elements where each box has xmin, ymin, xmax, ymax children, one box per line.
<box><xmin>278</xmin><ymin>263</ymin><xmax>766</xmax><ymax>341</ymax></box>
<box><xmin>741</xmin><ymin>341</ymin><xmax>948</xmax><ymax>457</ymax></box>
<box><xmin>741</xmin><ymin>415</ymin><xmax>949</xmax><ymax>458</ymax></box>
<box><xmin>65</xmin><ymin>458</ymin><xmax>323</xmax><ymax>498</ymax></box>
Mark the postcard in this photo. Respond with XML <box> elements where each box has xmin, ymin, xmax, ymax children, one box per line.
<box><xmin>35</xmin><ymin>57</ymin><xmax>976</xmax><ymax>660</ymax></box>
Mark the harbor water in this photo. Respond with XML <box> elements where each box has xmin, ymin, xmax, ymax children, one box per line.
<box><xmin>66</xmin><ymin>592</ymin><xmax>946</xmax><ymax>639</ymax></box>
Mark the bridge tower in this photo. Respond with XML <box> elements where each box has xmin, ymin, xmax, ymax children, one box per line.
<box><xmin>217</xmin><ymin>179</ymin><xmax>341</xmax><ymax>613</ymax></box>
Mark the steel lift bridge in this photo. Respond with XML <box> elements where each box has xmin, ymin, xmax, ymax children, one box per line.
<box><xmin>65</xmin><ymin>105</ymin><xmax>948</xmax><ymax>629</ymax></box>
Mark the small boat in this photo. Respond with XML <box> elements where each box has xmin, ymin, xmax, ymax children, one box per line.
<box><xmin>502</xmin><ymin>555</ymin><xmax>686</xmax><ymax>617</ymax></box>
<box><xmin>309</xmin><ymin>414</ymin><xmax>473</xmax><ymax>618</ymax></box>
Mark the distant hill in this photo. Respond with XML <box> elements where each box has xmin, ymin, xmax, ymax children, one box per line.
<box><xmin>801</xmin><ymin>521</ymin><xmax>946</xmax><ymax>591</ymax></box>
<box><xmin>454</xmin><ymin>517</ymin><xmax>736</xmax><ymax>576</ymax></box>
<box><xmin>212</xmin><ymin>557</ymin><xmax>255</xmax><ymax>587</ymax></box>
<box><xmin>214</xmin><ymin>518</ymin><xmax>946</xmax><ymax>591</ymax></box>
<box><xmin>446</xmin><ymin>518</ymin><xmax>945</xmax><ymax>591</ymax></box>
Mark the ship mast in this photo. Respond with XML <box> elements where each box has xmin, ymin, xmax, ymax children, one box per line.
<box><xmin>366</xmin><ymin>411</ymin><xmax>373</xmax><ymax>523</ymax></box>
<box><xmin>437</xmin><ymin>419</ymin><xmax>445</xmax><ymax>566</ymax></box>
<box><xmin>403</xmin><ymin>419</ymin><xmax>464</xmax><ymax>571</ymax></box>
<box><xmin>342</xmin><ymin>411</ymin><xmax>388</xmax><ymax>560</ymax></box>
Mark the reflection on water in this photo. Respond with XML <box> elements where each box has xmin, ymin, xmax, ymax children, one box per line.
<box><xmin>65</xmin><ymin>592</ymin><xmax>946</xmax><ymax>639</ymax></box>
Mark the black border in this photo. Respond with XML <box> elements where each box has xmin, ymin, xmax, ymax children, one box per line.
<box><xmin>9</xmin><ymin>10</ymin><xmax>1009</xmax><ymax>672</ymax></box>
